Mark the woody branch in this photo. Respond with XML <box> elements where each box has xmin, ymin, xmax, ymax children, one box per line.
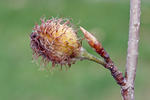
<box><xmin>80</xmin><ymin>2</ymin><xmax>141</xmax><ymax>96</ymax></box>
<box><xmin>124</xmin><ymin>0</ymin><xmax>141</xmax><ymax>100</ymax></box>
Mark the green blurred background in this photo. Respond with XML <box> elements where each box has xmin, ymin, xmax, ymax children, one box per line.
<box><xmin>0</xmin><ymin>0</ymin><xmax>150</xmax><ymax>100</ymax></box>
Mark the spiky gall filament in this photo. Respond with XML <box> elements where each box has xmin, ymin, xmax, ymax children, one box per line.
<box><xmin>30</xmin><ymin>18</ymin><xmax>81</xmax><ymax>67</ymax></box>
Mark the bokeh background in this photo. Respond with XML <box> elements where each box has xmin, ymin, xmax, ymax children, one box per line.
<box><xmin>0</xmin><ymin>0</ymin><xmax>150</xmax><ymax>100</ymax></box>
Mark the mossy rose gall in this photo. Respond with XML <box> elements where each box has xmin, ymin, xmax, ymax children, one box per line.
<box><xmin>30</xmin><ymin>18</ymin><xmax>81</xmax><ymax>67</ymax></box>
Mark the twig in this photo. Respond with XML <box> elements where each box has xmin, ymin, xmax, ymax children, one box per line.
<box><xmin>80</xmin><ymin>27</ymin><xmax>126</xmax><ymax>87</ymax></box>
<box><xmin>79</xmin><ymin>47</ymin><xmax>106</xmax><ymax>66</ymax></box>
<box><xmin>80</xmin><ymin>1</ymin><xmax>141</xmax><ymax>97</ymax></box>
<box><xmin>124</xmin><ymin>0</ymin><xmax>141</xmax><ymax>100</ymax></box>
<box><xmin>80</xmin><ymin>1</ymin><xmax>140</xmax><ymax>99</ymax></box>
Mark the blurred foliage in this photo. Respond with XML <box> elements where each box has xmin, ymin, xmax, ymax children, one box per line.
<box><xmin>0</xmin><ymin>0</ymin><xmax>150</xmax><ymax>100</ymax></box>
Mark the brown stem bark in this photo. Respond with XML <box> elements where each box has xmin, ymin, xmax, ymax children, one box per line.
<box><xmin>80</xmin><ymin>27</ymin><xmax>126</xmax><ymax>87</ymax></box>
